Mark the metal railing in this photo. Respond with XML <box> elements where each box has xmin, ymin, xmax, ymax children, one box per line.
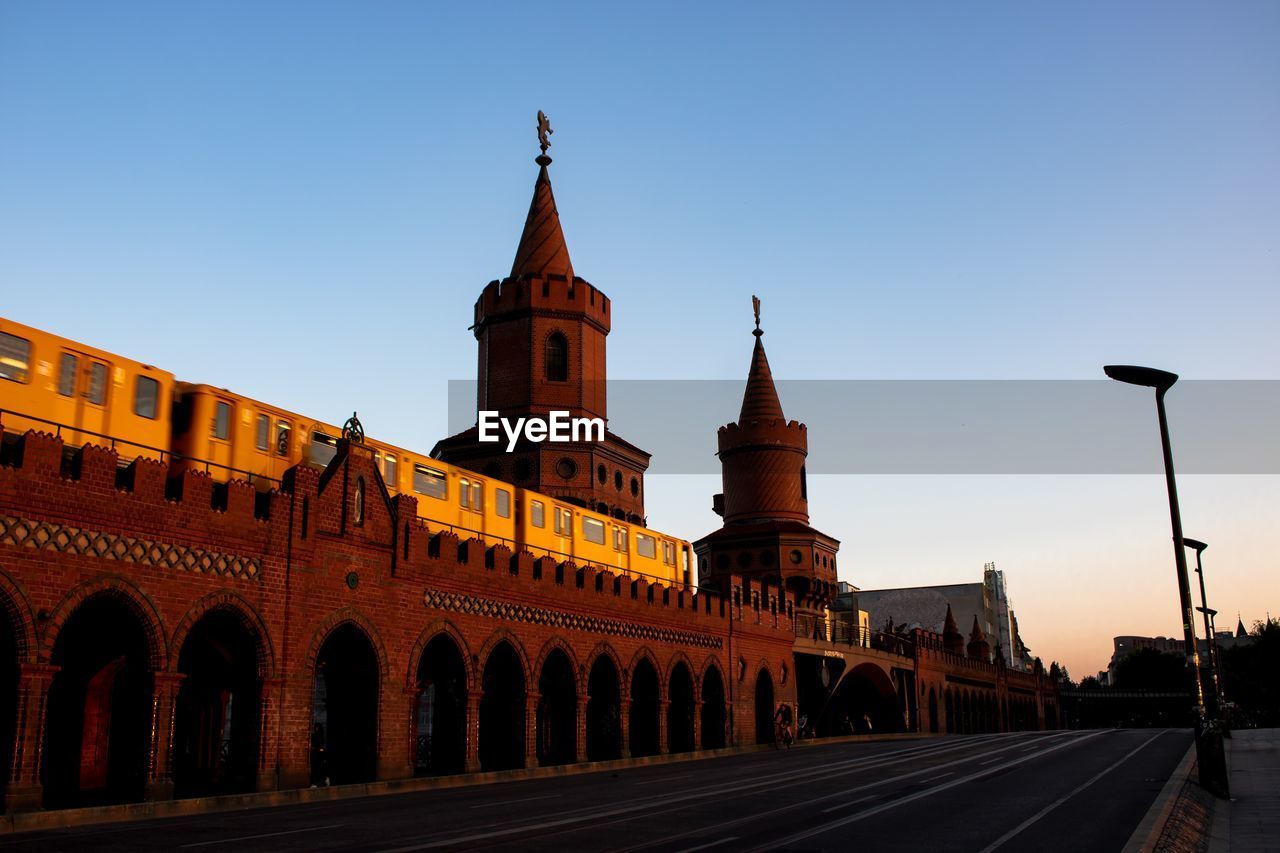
<box><xmin>794</xmin><ymin>613</ymin><xmax>915</xmax><ymax>658</ymax></box>
<box><xmin>1</xmin><ymin>407</ymin><xmax>280</xmax><ymax>487</ymax></box>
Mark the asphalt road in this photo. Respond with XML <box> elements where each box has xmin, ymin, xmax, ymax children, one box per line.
<box><xmin>0</xmin><ymin>729</ymin><xmax>1190</xmax><ymax>852</ymax></box>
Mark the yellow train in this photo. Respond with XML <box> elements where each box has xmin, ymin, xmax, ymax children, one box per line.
<box><xmin>1</xmin><ymin>316</ymin><xmax>690</xmax><ymax>586</ymax></box>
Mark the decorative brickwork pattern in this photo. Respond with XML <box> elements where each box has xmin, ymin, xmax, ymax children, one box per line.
<box><xmin>422</xmin><ymin>587</ymin><xmax>722</xmax><ymax>650</ymax></box>
<box><xmin>0</xmin><ymin>515</ymin><xmax>260</xmax><ymax>580</ymax></box>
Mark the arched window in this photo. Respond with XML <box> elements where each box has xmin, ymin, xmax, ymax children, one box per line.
<box><xmin>546</xmin><ymin>333</ymin><xmax>568</xmax><ymax>382</ymax></box>
<box><xmin>354</xmin><ymin>477</ymin><xmax>365</xmax><ymax>526</ymax></box>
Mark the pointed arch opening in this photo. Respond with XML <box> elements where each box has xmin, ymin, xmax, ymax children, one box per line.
<box><xmin>667</xmin><ymin>662</ymin><xmax>695</xmax><ymax>754</ymax></box>
<box><xmin>536</xmin><ymin>649</ymin><xmax>577</xmax><ymax>767</ymax></box>
<box><xmin>312</xmin><ymin>623</ymin><xmax>379</xmax><ymax>786</ymax></box>
<box><xmin>700</xmin><ymin>665</ymin><xmax>726</xmax><ymax>750</ymax></box>
<box><xmin>43</xmin><ymin>594</ymin><xmax>154</xmax><ymax>807</ymax></box>
<box><xmin>754</xmin><ymin>669</ymin><xmax>775</xmax><ymax>745</ymax></box>
<box><xmin>0</xmin><ymin>599</ymin><xmax>20</xmax><ymax>807</ymax></box>
<box><xmin>545</xmin><ymin>332</ymin><xmax>568</xmax><ymax>383</ymax></box>
<box><xmin>414</xmin><ymin>635</ymin><xmax>467</xmax><ymax>776</ymax></box>
<box><xmin>173</xmin><ymin>609</ymin><xmax>263</xmax><ymax>798</ymax></box>
<box><xmin>479</xmin><ymin>642</ymin><xmax>526</xmax><ymax>771</ymax></box>
<box><xmin>586</xmin><ymin>654</ymin><xmax>622</xmax><ymax>762</ymax></box>
<box><xmin>628</xmin><ymin>658</ymin><xmax>660</xmax><ymax>757</ymax></box>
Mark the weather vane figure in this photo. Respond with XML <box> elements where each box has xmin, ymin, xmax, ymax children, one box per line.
<box><xmin>537</xmin><ymin>110</ymin><xmax>554</xmax><ymax>155</ymax></box>
<box><xmin>752</xmin><ymin>294</ymin><xmax>762</xmax><ymax>333</ymax></box>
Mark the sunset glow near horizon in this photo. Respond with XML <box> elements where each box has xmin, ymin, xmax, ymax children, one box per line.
<box><xmin>2</xmin><ymin>2</ymin><xmax>1276</xmax><ymax>680</ymax></box>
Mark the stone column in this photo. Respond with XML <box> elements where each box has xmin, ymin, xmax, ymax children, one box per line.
<box><xmin>465</xmin><ymin>692</ymin><xmax>482</xmax><ymax>773</ymax></box>
<box><xmin>145</xmin><ymin>671</ymin><xmax>186</xmax><ymax>801</ymax></box>
<box><xmin>658</xmin><ymin>699</ymin><xmax>670</xmax><ymax>754</ymax></box>
<box><xmin>575</xmin><ymin>696</ymin><xmax>589</xmax><ymax>764</ymax></box>
<box><xmin>4</xmin><ymin>663</ymin><xmax>59</xmax><ymax>813</ymax></box>
<box><xmin>524</xmin><ymin>696</ymin><xmax>539</xmax><ymax>768</ymax></box>
<box><xmin>692</xmin><ymin>700</ymin><xmax>703</xmax><ymax>751</ymax></box>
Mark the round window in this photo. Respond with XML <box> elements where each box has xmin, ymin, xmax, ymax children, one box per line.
<box><xmin>597</xmin><ymin>464</ymin><xmax>607</xmax><ymax>484</ymax></box>
<box><xmin>614</xmin><ymin>471</ymin><xmax>623</xmax><ymax>490</ymax></box>
<box><xmin>630</xmin><ymin>477</ymin><xmax>639</xmax><ymax>496</ymax></box>
<box><xmin>789</xmin><ymin>549</ymin><xmax>803</xmax><ymax>565</ymax></box>
<box><xmin>556</xmin><ymin>458</ymin><xmax>577</xmax><ymax>480</ymax></box>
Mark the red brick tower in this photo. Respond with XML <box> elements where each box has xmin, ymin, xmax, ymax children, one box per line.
<box><xmin>693</xmin><ymin>301</ymin><xmax>838</xmax><ymax>612</ymax></box>
<box><xmin>433</xmin><ymin>132</ymin><xmax>650</xmax><ymax>522</ymax></box>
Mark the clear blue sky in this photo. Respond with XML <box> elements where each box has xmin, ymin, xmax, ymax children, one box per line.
<box><xmin>2</xmin><ymin>1</ymin><xmax>1277</xmax><ymax>678</ymax></box>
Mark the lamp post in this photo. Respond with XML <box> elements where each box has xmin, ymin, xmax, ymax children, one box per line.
<box><xmin>1183</xmin><ymin>538</ymin><xmax>1222</xmax><ymax>715</ymax></box>
<box><xmin>1104</xmin><ymin>364</ymin><xmax>1228</xmax><ymax>796</ymax></box>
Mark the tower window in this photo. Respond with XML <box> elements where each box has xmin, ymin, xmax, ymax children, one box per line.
<box><xmin>546</xmin><ymin>332</ymin><xmax>568</xmax><ymax>382</ymax></box>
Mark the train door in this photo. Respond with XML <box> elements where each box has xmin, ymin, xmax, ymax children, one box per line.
<box><xmin>205</xmin><ymin>396</ymin><xmax>236</xmax><ymax>472</ymax></box>
<box><xmin>62</xmin><ymin>348</ymin><xmax>111</xmax><ymax>445</ymax></box>
<box><xmin>551</xmin><ymin>504</ymin><xmax>574</xmax><ymax>563</ymax></box>
<box><xmin>611</xmin><ymin>525</ymin><xmax>629</xmax><ymax>573</ymax></box>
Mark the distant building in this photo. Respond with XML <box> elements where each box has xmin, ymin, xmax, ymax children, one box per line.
<box><xmin>850</xmin><ymin>563</ymin><xmax>1033</xmax><ymax>670</ymax></box>
<box><xmin>1103</xmin><ymin>625</ymin><xmax>1256</xmax><ymax>684</ymax></box>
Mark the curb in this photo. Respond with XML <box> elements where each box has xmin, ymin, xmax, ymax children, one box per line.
<box><xmin>1122</xmin><ymin>740</ymin><xmax>1196</xmax><ymax>853</ymax></box>
<box><xmin>0</xmin><ymin>731</ymin><xmax>933</xmax><ymax>836</ymax></box>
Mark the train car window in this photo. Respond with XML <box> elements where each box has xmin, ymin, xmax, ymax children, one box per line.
<box><xmin>496</xmin><ymin>488</ymin><xmax>511</xmax><ymax>518</ymax></box>
<box><xmin>57</xmin><ymin>353</ymin><xmax>77</xmax><ymax>396</ymax></box>
<box><xmin>310</xmin><ymin>431</ymin><xmax>337</xmax><ymax>465</ymax></box>
<box><xmin>459</xmin><ymin>478</ymin><xmax>471</xmax><ymax>509</ymax></box>
<box><xmin>0</xmin><ymin>332</ymin><xmax>30</xmax><ymax>383</ymax></box>
<box><xmin>612</xmin><ymin>527</ymin><xmax>628</xmax><ymax>552</ymax></box>
<box><xmin>213</xmin><ymin>401</ymin><xmax>231</xmax><ymax>439</ymax></box>
<box><xmin>255</xmin><ymin>415</ymin><xmax>270</xmax><ymax>450</ymax></box>
<box><xmin>636</xmin><ymin>533</ymin><xmax>657</xmax><ymax>559</ymax></box>
<box><xmin>87</xmin><ymin>363</ymin><xmax>108</xmax><ymax>405</ymax></box>
<box><xmin>275</xmin><ymin>421</ymin><xmax>291</xmax><ymax>455</ymax></box>
<box><xmin>384</xmin><ymin>454</ymin><xmax>397</xmax><ymax>488</ymax></box>
<box><xmin>134</xmin><ymin>376</ymin><xmax>160</xmax><ymax>419</ymax></box>
<box><xmin>413</xmin><ymin>464</ymin><xmax>447</xmax><ymax>500</ymax></box>
<box><xmin>531</xmin><ymin>500</ymin><xmax>545</xmax><ymax>528</ymax></box>
<box><xmin>663</xmin><ymin>541</ymin><xmax>676</xmax><ymax>565</ymax></box>
<box><xmin>582</xmin><ymin>517</ymin><xmax>605</xmax><ymax>545</ymax></box>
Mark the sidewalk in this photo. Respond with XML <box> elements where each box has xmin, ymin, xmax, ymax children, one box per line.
<box><xmin>1212</xmin><ymin>728</ymin><xmax>1280</xmax><ymax>853</ymax></box>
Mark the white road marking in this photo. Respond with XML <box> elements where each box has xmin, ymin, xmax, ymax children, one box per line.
<box><xmin>975</xmin><ymin>731</ymin><xmax>1168</xmax><ymax>853</ymax></box>
<box><xmin>469</xmin><ymin>794</ymin><xmax>560</xmax><ymax>809</ymax></box>
<box><xmin>377</xmin><ymin>733</ymin><xmax>1057</xmax><ymax>852</ymax></box>
<box><xmin>751</xmin><ymin>731</ymin><xmax>1109</xmax><ymax>851</ymax></box>
<box><xmin>180</xmin><ymin>824</ymin><xmax>344</xmax><ymax>848</ymax></box>
<box><xmin>820</xmin><ymin>794</ymin><xmax>878</xmax><ymax>813</ymax></box>
<box><xmin>980</xmin><ymin>757</ymin><xmax>1003</xmax><ymax>765</ymax></box>
<box><xmin>675</xmin><ymin>838</ymin><xmax>739</xmax><ymax>853</ymax></box>
<box><xmin>919</xmin><ymin>772</ymin><xmax>953</xmax><ymax>783</ymax></box>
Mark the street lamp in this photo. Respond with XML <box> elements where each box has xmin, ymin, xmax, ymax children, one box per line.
<box><xmin>1103</xmin><ymin>366</ymin><xmax>1203</xmax><ymax>712</ymax></box>
<box><xmin>1183</xmin><ymin>538</ymin><xmax>1222</xmax><ymax>714</ymax></box>
<box><xmin>1104</xmin><ymin>364</ymin><xmax>1228</xmax><ymax>796</ymax></box>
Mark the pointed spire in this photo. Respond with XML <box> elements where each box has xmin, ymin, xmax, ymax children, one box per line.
<box><xmin>969</xmin><ymin>615</ymin><xmax>987</xmax><ymax>643</ymax></box>
<box><xmin>942</xmin><ymin>604</ymin><xmax>965</xmax><ymax>655</ymax></box>
<box><xmin>510</xmin><ymin>119</ymin><xmax>574</xmax><ymax>281</ymax></box>
<box><xmin>738</xmin><ymin>296</ymin><xmax>785</xmax><ymax>422</ymax></box>
<box><xmin>1237</xmin><ymin>613</ymin><xmax>1248</xmax><ymax>638</ymax></box>
<box><xmin>968</xmin><ymin>615</ymin><xmax>991</xmax><ymax>661</ymax></box>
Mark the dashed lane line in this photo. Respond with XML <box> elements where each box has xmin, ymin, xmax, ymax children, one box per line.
<box><xmin>179</xmin><ymin>824</ymin><xmax>345</xmax><ymax>848</ymax></box>
<box><xmin>974</xmin><ymin>730</ymin><xmax>1168</xmax><ymax>853</ymax></box>
<box><xmin>749</xmin><ymin>730</ymin><xmax>1111</xmax><ymax>851</ymax></box>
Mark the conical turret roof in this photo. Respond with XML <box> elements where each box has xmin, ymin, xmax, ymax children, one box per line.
<box><xmin>739</xmin><ymin>330</ymin><xmax>785</xmax><ymax>423</ymax></box>
<box><xmin>510</xmin><ymin>156</ymin><xmax>574</xmax><ymax>280</ymax></box>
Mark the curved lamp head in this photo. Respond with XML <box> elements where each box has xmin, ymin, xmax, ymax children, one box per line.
<box><xmin>1104</xmin><ymin>364</ymin><xmax>1179</xmax><ymax>391</ymax></box>
<box><xmin>1183</xmin><ymin>537</ymin><xmax>1208</xmax><ymax>553</ymax></box>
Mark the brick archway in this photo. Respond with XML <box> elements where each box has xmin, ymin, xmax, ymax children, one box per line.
<box><xmin>0</xmin><ymin>568</ymin><xmax>37</xmax><ymax>665</ymax></box>
<box><xmin>40</xmin><ymin>576</ymin><xmax>168</xmax><ymax>671</ymax></box>
<box><xmin>303</xmin><ymin>608</ymin><xmax>390</xmax><ymax>679</ymax></box>
<box><xmin>405</xmin><ymin>620</ymin><xmax>475</xmax><ymax>692</ymax></box>
<box><xmin>168</xmin><ymin>591</ymin><xmax>276</xmax><ymax>679</ymax></box>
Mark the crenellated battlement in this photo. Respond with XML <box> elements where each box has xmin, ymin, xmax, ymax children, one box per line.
<box><xmin>474</xmin><ymin>274</ymin><xmax>611</xmax><ymax>336</ymax></box>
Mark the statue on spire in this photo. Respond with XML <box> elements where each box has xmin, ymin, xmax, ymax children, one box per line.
<box><xmin>752</xmin><ymin>294</ymin><xmax>761</xmax><ymax>332</ymax></box>
<box><xmin>537</xmin><ymin>110</ymin><xmax>554</xmax><ymax>155</ymax></box>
